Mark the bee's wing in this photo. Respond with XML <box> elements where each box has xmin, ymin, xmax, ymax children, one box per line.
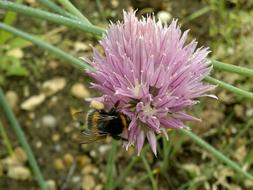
<box><xmin>80</xmin><ymin>129</ymin><xmax>107</xmax><ymax>144</ymax></box>
<box><xmin>95</xmin><ymin>113</ymin><xmax>117</xmax><ymax>121</ymax></box>
<box><xmin>81</xmin><ymin>129</ymin><xmax>107</xmax><ymax>135</ymax></box>
<box><xmin>74</xmin><ymin>110</ymin><xmax>116</xmax><ymax>124</ymax></box>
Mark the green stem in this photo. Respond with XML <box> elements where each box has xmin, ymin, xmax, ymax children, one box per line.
<box><xmin>0</xmin><ymin>88</ymin><xmax>47</xmax><ymax>190</ymax></box>
<box><xmin>0</xmin><ymin>120</ymin><xmax>14</xmax><ymax>155</ymax></box>
<box><xmin>96</xmin><ymin>0</ymin><xmax>106</xmax><ymax>22</ymax></box>
<box><xmin>180</xmin><ymin>129</ymin><xmax>253</xmax><ymax>181</ymax></box>
<box><xmin>123</xmin><ymin>169</ymin><xmax>158</xmax><ymax>190</ymax></box>
<box><xmin>57</xmin><ymin>0</ymin><xmax>91</xmax><ymax>25</ymax></box>
<box><xmin>211</xmin><ymin>60</ymin><xmax>253</xmax><ymax>77</ymax></box>
<box><xmin>0</xmin><ymin>23</ymin><xmax>93</xmax><ymax>71</ymax></box>
<box><xmin>0</xmin><ymin>1</ymin><xmax>104</xmax><ymax>36</ymax></box>
<box><xmin>205</xmin><ymin>76</ymin><xmax>253</xmax><ymax>100</ymax></box>
<box><xmin>37</xmin><ymin>0</ymin><xmax>76</xmax><ymax>19</ymax></box>
<box><xmin>162</xmin><ymin>136</ymin><xmax>171</xmax><ymax>172</ymax></box>
<box><xmin>141</xmin><ymin>153</ymin><xmax>157</xmax><ymax>190</ymax></box>
<box><xmin>113</xmin><ymin>141</ymin><xmax>153</xmax><ymax>188</ymax></box>
<box><xmin>114</xmin><ymin>157</ymin><xmax>139</xmax><ymax>188</ymax></box>
<box><xmin>183</xmin><ymin>6</ymin><xmax>211</xmax><ymax>24</ymax></box>
<box><xmin>105</xmin><ymin>139</ymin><xmax>117</xmax><ymax>190</ymax></box>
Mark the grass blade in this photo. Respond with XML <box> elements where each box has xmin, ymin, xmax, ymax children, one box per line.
<box><xmin>180</xmin><ymin>129</ymin><xmax>253</xmax><ymax>181</ymax></box>
<box><xmin>38</xmin><ymin>0</ymin><xmax>76</xmax><ymax>19</ymax></box>
<box><xmin>0</xmin><ymin>1</ymin><xmax>104</xmax><ymax>36</ymax></box>
<box><xmin>0</xmin><ymin>120</ymin><xmax>14</xmax><ymax>155</ymax></box>
<box><xmin>211</xmin><ymin>59</ymin><xmax>253</xmax><ymax>77</ymax></box>
<box><xmin>0</xmin><ymin>88</ymin><xmax>47</xmax><ymax>190</ymax></box>
<box><xmin>205</xmin><ymin>76</ymin><xmax>253</xmax><ymax>100</ymax></box>
<box><xmin>0</xmin><ymin>23</ymin><xmax>92</xmax><ymax>71</ymax></box>
<box><xmin>123</xmin><ymin>169</ymin><xmax>159</xmax><ymax>190</ymax></box>
<box><xmin>141</xmin><ymin>153</ymin><xmax>157</xmax><ymax>190</ymax></box>
<box><xmin>105</xmin><ymin>139</ymin><xmax>117</xmax><ymax>190</ymax></box>
<box><xmin>57</xmin><ymin>0</ymin><xmax>92</xmax><ymax>25</ymax></box>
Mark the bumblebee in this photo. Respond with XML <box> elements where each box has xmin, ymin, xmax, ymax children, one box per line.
<box><xmin>73</xmin><ymin>101</ymin><xmax>129</xmax><ymax>144</ymax></box>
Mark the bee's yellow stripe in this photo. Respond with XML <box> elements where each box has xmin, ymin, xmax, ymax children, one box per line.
<box><xmin>91</xmin><ymin>111</ymin><xmax>100</xmax><ymax>131</ymax></box>
<box><xmin>120</xmin><ymin>114</ymin><xmax>127</xmax><ymax>128</ymax></box>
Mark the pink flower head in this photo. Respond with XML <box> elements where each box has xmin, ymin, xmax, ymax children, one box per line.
<box><xmin>84</xmin><ymin>11</ymin><xmax>216</xmax><ymax>155</ymax></box>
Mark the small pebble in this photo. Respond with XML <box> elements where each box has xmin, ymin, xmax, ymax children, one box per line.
<box><xmin>14</xmin><ymin>147</ymin><xmax>27</xmax><ymax>163</ymax></box>
<box><xmin>82</xmin><ymin>165</ymin><xmax>98</xmax><ymax>175</ymax></box>
<box><xmin>63</xmin><ymin>153</ymin><xmax>74</xmax><ymax>166</ymax></box>
<box><xmin>218</xmin><ymin>91</ymin><xmax>233</xmax><ymax>104</ymax></box>
<box><xmin>54</xmin><ymin>159</ymin><xmax>65</xmax><ymax>170</ymax></box>
<box><xmin>234</xmin><ymin>104</ymin><xmax>244</xmax><ymax>118</ymax></box>
<box><xmin>234</xmin><ymin>146</ymin><xmax>246</xmax><ymax>162</ymax></box>
<box><xmin>76</xmin><ymin>155</ymin><xmax>91</xmax><ymax>167</ymax></box>
<box><xmin>21</xmin><ymin>94</ymin><xmax>46</xmax><ymax>111</ymax></box>
<box><xmin>2</xmin><ymin>156</ymin><xmax>21</xmax><ymax>170</ymax></box>
<box><xmin>36</xmin><ymin>141</ymin><xmax>43</xmax><ymax>149</ymax></box>
<box><xmin>82</xmin><ymin>175</ymin><xmax>95</xmax><ymax>190</ymax></box>
<box><xmin>94</xmin><ymin>184</ymin><xmax>103</xmax><ymax>190</ymax></box>
<box><xmin>42</xmin><ymin>115</ymin><xmax>57</xmax><ymax>128</ymax></box>
<box><xmin>48</xmin><ymin>61</ymin><xmax>60</xmax><ymax>69</ymax></box>
<box><xmin>54</xmin><ymin>144</ymin><xmax>62</xmax><ymax>152</ymax></box>
<box><xmin>246</xmin><ymin>108</ymin><xmax>253</xmax><ymax>117</ymax></box>
<box><xmin>46</xmin><ymin>179</ymin><xmax>57</xmax><ymax>190</ymax></box>
<box><xmin>111</xmin><ymin>0</ymin><xmax>119</xmax><ymax>8</ymax></box>
<box><xmin>71</xmin><ymin>83</ymin><xmax>90</xmax><ymax>99</ymax></box>
<box><xmin>6</xmin><ymin>91</ymin><xmax>19</xmax><ymax>109</ymax></box>
<box><xmin>90</xmin><ymin>150</ymin><xmax>97</xmax><ymax>158</ymax></box>
<box><xmin>157</xmin><ymin>11</ymin><xmax>171</xmax><ymax>23</ymax></box>
<box><xmin>7</xmin><ymin>48</ymin><xmax>24</xmax><ymax>58</ymax></box>
<box><xmin>7</xmin><ymin>166</ymin><xmax>31</xmax><ymax>180</ymax></box>
<box><xmin>80</xmin><ymin>144</ymin><xmax>88</xmax><ymax>149</ymax></box>
<box><xmin>98</xmin><ymin>145</ymin><xmax>110</xmax><ymax>155</ymax></box>
<box><xmin>52</xmin><ymin>133</ymin><xmax>60</xmax><ymax>142</ymax></box>
<box><xmin>28</xmin><ymin>112</ymin><xmax>35</xmax><ymax>119</ymax></box>
<box><xmin>99</xmin><ymin>173</ymin><xmax>106</xmax><ymax>183</ymax></box>
<box><xmin>244</xmin><ymin>179</ymin><xmax>253</xmax><ymax>188</ymax></box>
<box><xmin>72</xmin><ymin>175</ymin><xmax>81</xmax><ymax>183</ymax></box>
<box><xmin>64</xmin><ymin>126</ymin><xmax>72</xmax><ymax>133</ymax></box>
<box><xmin>71</xmin><ymin>133</ymin><xmax>78</xmax><ymax>140</ymax></box>
<box><xmin>74</xmin><ymin>42</ymin><xmax>89</xmax><ymax>52</ymax></box>
<box><xmin>42</xmin><ymin>77</ymin><xmax>66</xmax><ymax>96</ymax></box>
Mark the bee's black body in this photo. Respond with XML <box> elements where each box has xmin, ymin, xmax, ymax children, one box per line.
<box><xmin>78</xmin><ymin>101</ymin><xmax>129</xmax><ymax>143</ymax></box>
<box><xmin>86</xmin><ymin>109</ymin><xmax>127</xmax><ymax>140</ymax></box>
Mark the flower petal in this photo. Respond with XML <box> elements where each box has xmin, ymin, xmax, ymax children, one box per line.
<box><xmin>137</xmin><ymin>130</ymin><xmax>145</xmax><ymax>156</ymax></box>
<box><xmin>146</xmin><ymin>130</ymin><xmax>157</xmax><ymax>156</ymax></box>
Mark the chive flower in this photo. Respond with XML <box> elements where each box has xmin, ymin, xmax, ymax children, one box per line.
<box><xmin>84</xmin><ymin>11</ymin><xmax>216</xmax><ymax>155</ymax></box>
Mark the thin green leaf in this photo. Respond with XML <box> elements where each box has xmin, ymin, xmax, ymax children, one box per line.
<box><xmin>0</xmin><ymin>120</ymin><xmax>14</xmax><ymax>155</ymax></box>
<box><xmin>57</xmin><ymin>0</ymin><xmax>91</xmax><ymax>25</ymax></box>
<box><xmin>211</xmin><ymin>59</ymin><xmax>253</xmax><ymax>78</ymax></box>
<box><xmin>0</xmin><ymin>88</ymin><xmax>47</xmax><ymax>190</ymax></box>
<box><xmin>141</xmin><ymin>153</ymin><xmax>157</xmax><ymax>190</ymax></box>
<box><xmin>105</xmin><ymin>139</ymin><xmax>117</xmax><ymax>190</ymax></box>
<box><xmin>0</xmin><ymin>1</ymin><xmax>104</xmax><ymax>36</ymax></box>
<box><xmin>180</xmin><ymin>129</ymin><xmax>253</xmax><ymax>181</ymax></box>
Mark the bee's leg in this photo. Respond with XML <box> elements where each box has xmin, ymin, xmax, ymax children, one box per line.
<box><xmin>112</xmin><ymin>135</ymin><xmax>128</xmax><ymax>141</ymax></box>
<box><xmin>121</xmin><ymin>137</ymin><xmax>128</xmax><ymax>141</ymax></box>
<box><xmin>81</xmin><ymin>129</ymin><xmax>91</xmax><ymax>135</ymax></box>
<box><xmin>112</xmin><ymin>135</ymin><xmax>121</xmax><ymax>140</ymax></box>
<box><xmin>109</xmin><ymin>100</ymin><xmax>120</xmax><ymax>113</ymax></box>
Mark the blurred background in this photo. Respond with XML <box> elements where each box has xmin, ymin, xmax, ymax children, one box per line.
<box><xmin>0</xmin><ymin>0</ymin><xmax>253</xmax><ymax>189</ymax></box>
